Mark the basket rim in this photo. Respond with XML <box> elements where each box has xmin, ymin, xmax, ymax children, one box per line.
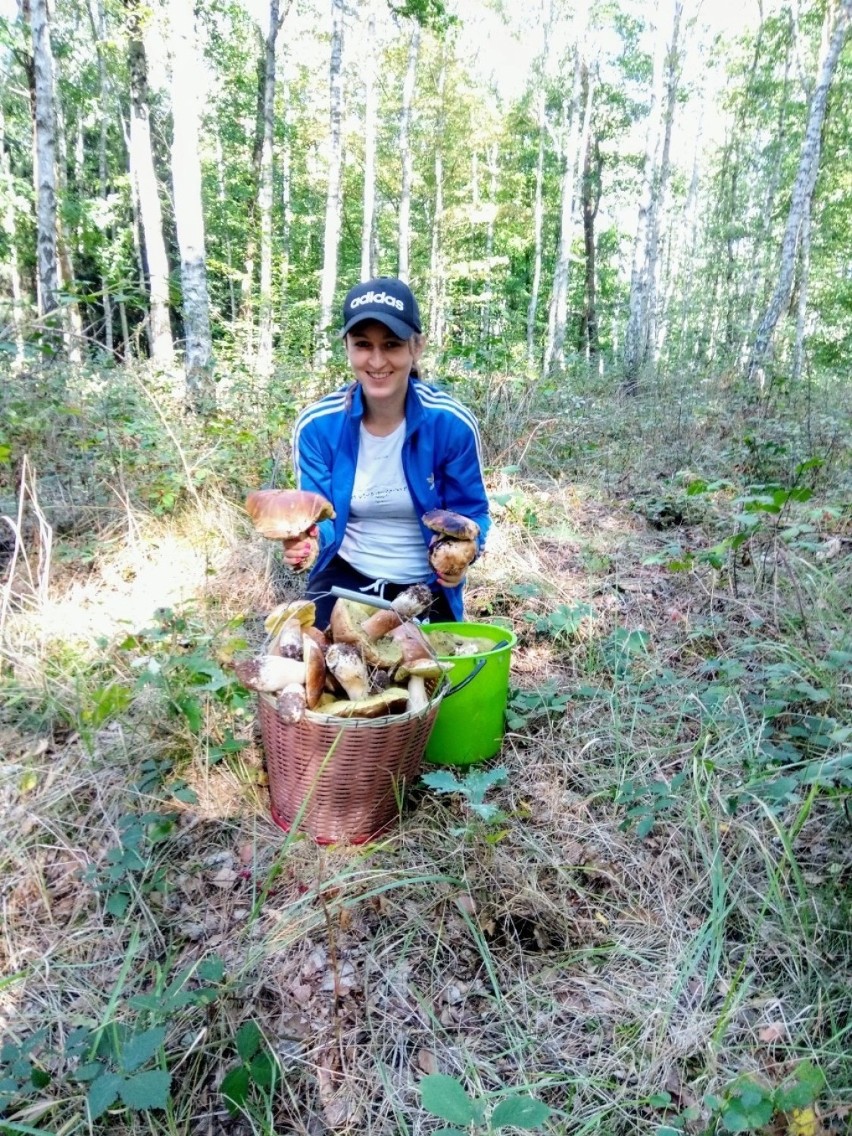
<box><xmin>259</xmin><ymin>675</ymin><xmax>447</xmax><ymax>729</ymax></box>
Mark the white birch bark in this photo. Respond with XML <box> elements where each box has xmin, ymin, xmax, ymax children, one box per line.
<box><xmin>30</xmin><ymin>0</ymin><xmax>58</xmax><ymax>318</ymax></box>
<box><xmin>622</xmin><ymin>0</ymin><xmax>681</xmax><ymax>395</ymax></box>
<box><xmin>53</xmin><ymin>96</ymin><xmax>83</xmax><ymax>362</ymax></box>
<box><xmin>526</xmin><ymin>0</ymin><xmax>553</xmax><ymax>363</ymax></box>
<box><xmin>746</xmin><ymin>0</ymin><xmax>851</xmax><ymax>386</ymax></box>
<box><xmin>0</xmin><ymin>108</ymin><xmax>25</xmax><ymax>363</ymax></box>
<box><xmin>257</xmin><ymin>0</ymin><xmax>287</xmax><ymax>376</ymax></box>
<box><xmin>428</xmin><ymin>60</ymin><xmax>446</xmax><ymax>343</ymax></box>
<box><xmin>398</xmin><ymin>21</ymin><xmax>419</xmax><ymax>283</ymax></box>
<box><xmin>527</xmin><ymin>85</ymin><xmax>546</xmax><ymax>364</ymax></box>
<box><xmin>170</xmin><ymin>0</ymin><xmax>214</xmax><ymax>410</ymax></box>
<box><xmin>791</xmin><ymin>204</ymin><xmax>811</xmax><ymax>385</ymax></box>
<box><xmin>315</xmin><ymin>0</ymin><xmax>345</xmax><ymax>368</ymax></box>
<box><xmin>126</xmin><ymin>0</ymin><xmax>173</xmax><ymax>365</ymax></box>
<box><xmin>280</xmin><ymin>69</ymin><xmax>293</xmax><ymax>300</ymax></box>
<box><xmin>544</xmin><ymin>41</ymin><xmax>593</xmax><ymax>376</ymax></box>
<box><xmin>360</xmin><ymin>1</ymin><xmax>377</xmax><ymax>281</ymax></box>
<box><xmin>86</xmin><ymin>0</ymin><xmax>114</xmax><ymax>356</ymax></box>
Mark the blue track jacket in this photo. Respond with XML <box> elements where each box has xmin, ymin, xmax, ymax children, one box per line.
<box><xmin>292</xmin><ymin>378</ymin><xmax>491</xmax><ymax>620</ymax></box>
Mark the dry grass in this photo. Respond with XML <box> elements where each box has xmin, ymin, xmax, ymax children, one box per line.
<box><xmin>1</xmin><ymin>408</ymin><xmax>850</xmax><ymax>1135</ymax></box>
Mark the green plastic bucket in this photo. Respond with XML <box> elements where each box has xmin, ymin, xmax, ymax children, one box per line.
<box><xmin>423</xmin><ymin>622</ymin><xmax>517</xmax><ymax>766</ymax></box>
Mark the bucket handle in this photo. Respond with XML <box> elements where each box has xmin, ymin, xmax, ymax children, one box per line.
<box><xmin>443</xmin><ymin>640</ymin><xmax>510</xmax><ymax>699</ymax></box>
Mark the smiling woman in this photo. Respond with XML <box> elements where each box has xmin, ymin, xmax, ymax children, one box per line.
<box><xmin>286</xmin><ymin>276</ymin><xmax>491</xmax><ymax>630</ymax></box>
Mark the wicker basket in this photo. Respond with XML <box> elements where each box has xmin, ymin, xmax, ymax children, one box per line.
<box><xmin>258</xmin><ymin>685</ymin><xmax>445</xmax><ymax>844</ymax></box>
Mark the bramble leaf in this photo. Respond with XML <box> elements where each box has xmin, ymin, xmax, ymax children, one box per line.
<box><xmin>119</xmin><ymin>1069</ymin><xmax>171</xmax><ymax>1111</ymax></box>
<box><xmin>420</xmin><ymin>1073</ymin><xmax>477</xmax><ymax>1125</ymax></box>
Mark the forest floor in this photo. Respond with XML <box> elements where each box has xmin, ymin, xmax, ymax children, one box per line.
<box><xmin>1</xmin><ymin>365</ymin><xmax>850</xmax><ymax>1136</ymax></box>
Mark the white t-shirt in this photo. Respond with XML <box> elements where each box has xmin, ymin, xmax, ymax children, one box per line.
<box><xmin>338</xmin><ymin>421</ymin><xmax>430</xmax><ymax>582</ymax></box>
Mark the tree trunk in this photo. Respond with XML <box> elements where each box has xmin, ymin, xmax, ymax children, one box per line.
<box><xmin>125</xmin><ymin>0</ymin><xmax>173</xmax><ymax>365</ymax></box>
<box><xmin>170</xmin><ymin>0</ymin><xmax>215</xmax><ymax>411</ymax></box>
<box><xmin>622</xmin><ymin>0</ymin><xmax>682</xmax><ymax>395</ymax></box>
<box><xmin>428</xmin><ymin>59</ymin><xmax>446</xmax><ymax>343</ymax></box>
<box><xmin>746</xmin><ymin>0</ymin><xmax>851</xmax><ymax>387</ymax></box>
<box><xmin>314</xmin><ymin>0</ymin><xmax>345</xmax><ymax>367</ymax></box>
<box><xmin>53</xmin><ymin>96</ymin><xmax>84</xmax><ymax>362</ymax></box>
<box><xmin>397</xmin><ymin>21</ymin><xmax>419</xmax><ymax>283</ymax></box>
<box><xmin>86</xmin><ymin>0</ymin><xmax>114</xmax><ymax>356</ymax></box>
<box><xmin>0</xmin><ymin>108</ymin><xmax>25</xmax><ymax>363</ymax></box>
<box><xmin>580</xmin><ymin>134</ymin><xmax>602</xmax><ymax>362</ymax></box>
<box><xmin>30</xmin><ymin>0</ymin><xmax>58</xmax><ymax>320</ymax></box>
<box><xmin>360</xmin><ymin>1</ymin><xmax>377</xmax><ymax>281</ymax></box>
<box><xmin>257</xmin><ymin>0</ymin><xmax>287</xmax><ymax>376</ymax></box>
<box><xmin>280</xmin><ymin>68</ymin><xmax>293</xmax><ymax>302</ymax></box>
<box><xmin>480</xmin><ymin>142</ymin><xmax>499</xmax><ymax>352</ymax></box>
<box><xmin>526</xmin><ymin>85</ymin><xmax>546</xmax><ymax>365</ymax></box>
<box><xmin>545</xmin><ymin>40</ymin><xmax>595</xmax><ymax>377</ymax></box>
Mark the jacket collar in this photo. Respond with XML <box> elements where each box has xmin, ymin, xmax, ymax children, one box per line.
<box><xmin>346</xmin><ymin>377</ymin><xmax>426</xmax><ymax>436</ymax></box>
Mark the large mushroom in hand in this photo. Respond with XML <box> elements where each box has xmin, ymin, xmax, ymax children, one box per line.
<box><xmin>245</xmin><ymin>489</ymin><xmax>335</xmax><ymax>571</ymax></box>
<box><xmin>422</xmin><ymin>509</ymin><xmax>479</xmax><ymax>585</ymax></box>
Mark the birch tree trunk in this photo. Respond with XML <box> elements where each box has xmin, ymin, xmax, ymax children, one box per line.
<box><xmin>545</xmin><ymin>45</ymin><xmax>594</xmax><ymax>376</ymax></box>
<box><xmin>360</xmin><ymin>1</ymin><xmax>377</xmax><ymax>281</ymax></box>
<box><xmin>791</xmin><ymin>204</ymin><xmax>811</xmax><ymax>385</ymax></box>
<box><xmin>428</xmin><ymin>59</ymin><xmax>446</xmax><ymax>343</ymax></box>
<box><xmin>280</xmin><ymin>69</ymin><xmax>293</xmax><ymax>301</ymax></box>
<box><xmin>397</xmin><ymin>21</ymin><xmax>419</xmax><ymax>283</ymax></box>
<box><xmin>526</xmin><ymin>0</ymin><xmax>552</xmax><ymax>365</ymax></box>
<box><xmin>257</xmin><ymin>0</ymin><xmax>287</xmax><ymax>376</ymax></box>
<box><xmin>315</xmin><ymin>0</ymin><xmax>345</xmax><ymax>367</ymax></box>
<box><xmin>30</xmin><ymin>0</ymin><xmax>58</xmax><ymax>320</ymax></box>
<box><xmin>580</xmin><ymin>133</ymin><xmax>602</xmax><ymax>362</ymax></box>
<box><xmin>85</xmin><ymin>0</ymin><xmax>114</xmax><ymax>356</ymax></box>
<box><xmin>0</xmin><ymin>108</ymin><xmax>25</xmax><ymax>363</ymax></box>
<box><xmin>125</xmin><ymin>0</ymin><xmax>173</xmax><ymax>365</ymax></box>
<box><xmin>53</xmin><ymin>97</ymin><xmax>83</xmax><ymax>362</ymax></box>
<box><xmin>622</xmin><ymin>0</ymin><xmax>682</xmax><ymax>395</ymax></box>
<box><xmin>526</xmin><ymin>85</ymin><xmax>546</xmax><ymax>365</ymax></box>
<box><xmin>746</xmin><ymin>0</ymin><xmax>851</xmax><ymax>387</ymax></box>
<box><xmin>170</xmin><ymin>0</ymin><xmax>214</xmax><ymax>411</ymax></box>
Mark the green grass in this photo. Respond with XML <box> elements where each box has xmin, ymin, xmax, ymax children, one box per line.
<box><xmin>1</xmin><ymin>361</ymin><xmax>850</xmax><ymax>1134</ymax></box>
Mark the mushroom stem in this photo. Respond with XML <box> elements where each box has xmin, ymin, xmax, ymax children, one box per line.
<box><xmin>406</xmin><ymin>674</ymin><xmax>429</xmax><ymax>713</ymax></box>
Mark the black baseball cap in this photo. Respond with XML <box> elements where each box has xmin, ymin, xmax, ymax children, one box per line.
<box><xmin>340</xmin><ymin>277</ymin><xmax>422</xmax><ymax>340</ymax></box>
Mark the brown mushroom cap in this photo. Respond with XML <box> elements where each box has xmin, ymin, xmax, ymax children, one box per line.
<box><xmin>429</xmin><ymin>537</ymin><xmax>476</xmax><ymax>578</ymax></box>
<box><xmin>302</xmin><ymin>634</ymin><xmax>327</xmax><ymax>709</ymax></box>
<box><xmin>245</xmin><ymin>489</ymin><xmax>335</xmax><ymax>540</ymax></box>
<box><xmin>422</xmin><ymin>509</ymin><xmax>480</xmax><ymax>542</ymax></box>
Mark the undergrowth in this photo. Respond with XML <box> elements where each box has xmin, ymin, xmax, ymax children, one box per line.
<box><xmin>1</xmin><ymin>361</ymin><xmax>849</xmax><ymax>1135</ymax></box>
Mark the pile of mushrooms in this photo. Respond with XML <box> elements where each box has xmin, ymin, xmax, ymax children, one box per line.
<box><xmin>234</xmin><ymin>585</ymin><xmax>451</xmax><ymax>724</ymax></box>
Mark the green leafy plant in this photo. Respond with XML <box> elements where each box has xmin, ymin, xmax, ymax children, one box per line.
<box><xmin>601</xmin><ymin>627</ymin><xmax>651</xmax><ymax>677</ymax></box>
<box><xmin>524</xmin><ymin>602</ymin><xmax>594</xmax><ymax>643</ymax></box>
<box><xmin>220</xmin><ymin>1021</ymin><xmax>280</xmax><ymax>1118</ymax></box>
<box><xmin>506</xmin><ymin>682</ymin><xmax>571</xmax><ymax>731</ymax></box>
<box><xmin>703</xmin><ymin>1062</ymin><xmax>825</xmax><ymax>1133</ymax></box>
<box><xmin>420</xmin><ymin>1073</ymin><xmax>551</xmax><ymax>1133</ymax></box>
<box><xmin>84</xmin><ymin>810</ymin><xmax>177</xmax><ymax>917</ymax></box>
<box><xmin>616</xmin><ymin>771</ymin><xmax>686</xmax><ymax>838</ymax></box>
<box><xmin>75</xmin><ymin>1024</ymin><xmax>171</xmax><ymax>1121</ymax></box>
<box><xmin>421</xmin><ymin>766</ymin><xmax>509</xmax><ymax>823</ymax></box>
<box><xmin>0</xmin><ymin>1030</ymin><xmax>51</xmax><ymax>1114</ymax></box>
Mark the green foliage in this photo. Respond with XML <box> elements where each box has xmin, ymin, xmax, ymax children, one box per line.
<box><xmin>616</xmin><ymin>771</ymin><xmax>687</xmax><ymax>838</ymax></box>
<box><xmin>702</xmin><ymin>1063</ymin><xmax>825</xmax><ymax>1133</ymax></box>
<box><xmin>219</xmin><ymin>1021</ymin><xmax>281</xmax><ymax>1118</ymax></box>
<box><xmin>421</xmin><ymin>766</ymin><xmax>509</xmax><ymax>822</ymax></box>
<box><xmin>505</xmin><ymin>682</ymin><xmax>570</xmax><ymax>731</ymax></box>
<box><xmin>420</xmin><ymin>1073</ymin><xmax>551</xmax><ymax>1132</ymax></box>
<box><xmin>523</xmin><ymin>602</ymin><xmax>594</xmax><ymax>643</ymax></box>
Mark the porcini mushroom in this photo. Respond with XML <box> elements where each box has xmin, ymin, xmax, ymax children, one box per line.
<box><xmin>391</xmin><ymin>622</ymin><xmax>450</xmax><ymax>713</ymax></box>
<box><xmin>270</xmin><ymin>616</ymin><xmax>303</xmax><ymax>660</ymax></box>
<box><xmin>325</xmin><ymin>642</ymin><xmax>370</xmax><ymax>702</ymax></box>
<box><xmin>245</xmin><ymin>489</ymin><xmax>335</xmax><ymax>571</ymax></box>
<box><xmin>276</xmin><ymin>682</ymin><xmax>307</xmax><ymax>724</ymax></box>
<box><xmin>320</xmin><ymin>687</ymin><xmax>410</xmax><ymax>718</ymax></box>
<box><xmin>329</xmin><ymin>599</ymin><xmax>403</xmax><ymax>669</ymax></box>
<box><xmin>234</xmin><ymin>655</ymin><xmax>306</xmax><ymax>693</ymax></box>
<box><xmin>422</xmin><ymin>509</ymin><xmax>479</xmax><ymax>582</ymax></box>
<box><xmin>302</xmin><ymin>633</ymin><xmax>326</xmax><ymax>709</ymax></box>
<box><xmin>360</xmin><ymin>583</ymin><xmax>434</xmax><ymax>639</ymax></box>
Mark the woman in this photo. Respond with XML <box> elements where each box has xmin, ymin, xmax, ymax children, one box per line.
<box><xmin>286</xmin><ymin>276</ymin><xmax>490</xmax><ymax>629</ymax></box>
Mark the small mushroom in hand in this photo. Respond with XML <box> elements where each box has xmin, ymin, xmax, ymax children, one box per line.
<box><xmin>245</xmin><ymin>489</ymin><xmax>335</xmax><ymax>572</ymax></box>
<box><xmin>422</xmin><ymin>509</ymin><xmax>479</xmax><ymax>586</ymax></box>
